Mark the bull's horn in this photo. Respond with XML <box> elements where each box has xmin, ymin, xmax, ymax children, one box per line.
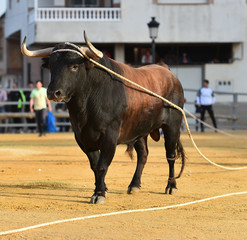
<box><xmin>83</xmin><ymin>31</ymin><xmax>103</xmax><ymax>59</ymax></box>
<box><xmin>21</xmin><ymin>36</ymin><xmax>54</xmax><ymax>57</ymax></box>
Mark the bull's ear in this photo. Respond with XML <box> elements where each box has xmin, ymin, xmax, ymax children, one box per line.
<box><xmin>42</xmin><ymin>57</ymin><xmax>50</xmax><ymax>69</ymax></box>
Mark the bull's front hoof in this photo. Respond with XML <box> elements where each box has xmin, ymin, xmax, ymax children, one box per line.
<box><xmin>165</xmin><ymin>186</ymin><xmax>177</xmax><ymax>194</ymax></box>
<box><xmin>90</xmin><ymin>194</ymin><xmax>106</xmax><ymax>204</ymax></box>
<box><xmin>127</xmin><ymin>186</ymin><xmax>140</xmax><ymax>194</ymax></box>
<box><xmin>165</xmin><ymin>178</ymin><xmax>177</xmax><ymax>194</ymax></box>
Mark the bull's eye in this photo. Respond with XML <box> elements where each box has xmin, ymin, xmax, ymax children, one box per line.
<box><xmin>70</xmin><ymin>65</ymin><xmax>79</xmax><ymax>72</ymax></box>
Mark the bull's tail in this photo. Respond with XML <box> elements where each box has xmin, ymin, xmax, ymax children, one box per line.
<box><xmin>174</xmin><ymin>138</ymin><xmax>186</xmax><ymax>180</ymax></box>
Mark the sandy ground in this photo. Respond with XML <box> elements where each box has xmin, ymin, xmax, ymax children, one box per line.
<box><xmin>0</xmin><ymin>132</ymin><xmax>246</xmax><ymax>240</ymax></box>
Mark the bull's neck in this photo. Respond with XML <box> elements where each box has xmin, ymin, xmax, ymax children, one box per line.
<box><xmin>67</xmin><ymin>86</ymin><xmax>87</xmax><ymax>113</ymax></box>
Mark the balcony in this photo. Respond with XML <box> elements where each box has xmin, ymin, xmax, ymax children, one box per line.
<box><xmin>28</xmin><ymin>7</ymin><xmax>121</xmax><ymax>23</ymax></box>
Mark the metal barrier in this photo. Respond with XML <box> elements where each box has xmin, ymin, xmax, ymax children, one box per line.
<box><xmin>0</xmin><ymin>88</ymin><xmax>247</xmax><ymax>132</ymax></box>
<box><xmin>0</xmin><ymin>110</ymin><xmax>70</xmax><ymax>133</ymax></box>
<box><xmin>0</xmin><ymin>88</ymin><xmax>70</xmax><ymax>133</ymax></box>
<box><xmin>183</xmin><ymin>88</ymin><xmax>247</xmax><ymax>130</ymax></box>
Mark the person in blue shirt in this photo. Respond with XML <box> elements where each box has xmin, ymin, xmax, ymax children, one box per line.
<box><xmin>196</xmin><ymin>79</ymin><xmax>217</xmax><ymax>132</ymax></box>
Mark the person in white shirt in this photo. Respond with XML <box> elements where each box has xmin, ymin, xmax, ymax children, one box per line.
<box><xmin>196</xmin><ymin>79</ymin><xmax>217</xmax><ymax>132</ymax></box>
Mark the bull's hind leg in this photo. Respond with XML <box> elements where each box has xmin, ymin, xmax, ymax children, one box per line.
<box><xmin>127</xmin><ymin>136</ymin><xmax>148</xmax><ymax>194</ymax></box>
<box><xmin>162</xmin><ymin>123</ymin><xmax>181</xmax><ymax>194</ymax></box>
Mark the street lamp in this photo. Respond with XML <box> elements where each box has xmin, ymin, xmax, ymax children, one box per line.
<box><xmin>147</xmin><ymin>17</ymin><xmax>160</xmax><ymax>64</ymax></box>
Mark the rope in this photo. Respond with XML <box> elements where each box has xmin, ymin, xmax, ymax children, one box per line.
<box><xmin>86</xmin><ymin>58</ymin><xmax>247</xmax><ymax>171</ymax></box>
<box><xmin>0</xmin><ymin>191</ymin><xmax>246</xmax><ymax>236</ymax></box>
<box><xmin>52</xmin><ymin>48</ymin><xmax>85</xmax><ymax>58</ymax></box>
<box><xmin>53</xmin><ymin>43</ymin><xmax>246</xmax><ymax>140</ymax></box>
<box><xmin>52</xmin><ymin>44</ymin><xmax>247</xmax><ymax>170</ymax></box>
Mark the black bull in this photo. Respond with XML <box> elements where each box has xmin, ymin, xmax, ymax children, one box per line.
<box><xmin>22</xmin><ymin>36</ymin><xmax>185</xmax><ymax>204</ymax></box>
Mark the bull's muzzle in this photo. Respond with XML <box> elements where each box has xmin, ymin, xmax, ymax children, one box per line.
<box><xmin>47</xmin><ymin>88</ymin><xmax>65</xmax><ymax>102</ymax></box>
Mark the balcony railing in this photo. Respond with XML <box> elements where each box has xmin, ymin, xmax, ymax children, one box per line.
<box><xmin>29</xmin><ymin>8</ymin><xmax>121</xmax><ymax>23</ymax></box>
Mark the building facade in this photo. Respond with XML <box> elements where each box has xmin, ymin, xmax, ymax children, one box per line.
<box><xmin>2</xmin><ymin>0</ymin><xmax>247</xmax><ymax>106</ymax></box>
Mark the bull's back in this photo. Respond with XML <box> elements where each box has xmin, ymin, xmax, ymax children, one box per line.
<box><xmin>115</xmin><ymin>63</ymin><xmax>183</xmax><ymax>144</ymax></box>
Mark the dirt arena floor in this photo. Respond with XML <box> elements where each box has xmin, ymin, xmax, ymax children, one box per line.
<box><xmin>0</xmin><ymin>132</ymin><xmax>246</xmax><ymax>239</ymax></box>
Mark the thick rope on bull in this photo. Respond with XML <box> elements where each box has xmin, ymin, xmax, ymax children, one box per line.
<box><xmin>82</xmin><ymin>55</ymin><xmax>247</xmax><ymax>171</ymax></box>
<box><xmin>53</xmin><ymin>41</ymin><xmax>247</xmax><ymax>171</ymax></box>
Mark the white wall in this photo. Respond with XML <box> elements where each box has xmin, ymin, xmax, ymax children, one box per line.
<box><xmin>31</xmin><ymin>0</ymin><xmax>246</xmax><ymax>43</ymax></box>
<box><xmin>54</xmin><ymin>0</ymin><xmax>65</xmax><ymax>7</ymax></box>
<box><xmin>205</xmin><ymin>61</ymin><xmax>247</xmax><ymax>95</ymax></box>
<box><xmin>5</xmin><ymin>0</ymin><xmax>247</xmax><ymax>44</ymax></box>
<box><xmin>114</xmin><ymin>44</ymin><xmax>125</xmax><ymax>63</ymax></box>
<box><xmin>5</xmin><ymin>0</ymin><xmax>28</xmax><ymax>39</ymax></box>
<box><xmin>170</xmin><ymin>66</ymin><xmax>203</xmax><ymax>112</ymax></box>
<box><xmin>156</xmin><ymin>0</ymin><xmax>246</xmax><ymax>43</ymax></box>
<box><xmin>205</xmin><ymin>5</ymin><xmax>247</xmax><ymax>95</ymax></box>
<box><xmin>4</xmin><ymin>0</ymin><xmax>247</xmax><ymax>94</ymax></box>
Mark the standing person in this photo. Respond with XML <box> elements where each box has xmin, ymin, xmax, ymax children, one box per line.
<box><xmin>141</xmin><ymin>50</ymin><xmax>152</xmax><ymax>65</ymax></box>
<box><xmin>24</xmin><ymin>82</ymin><xmax>36</xmax><ymax>132</ymax></box>
<box><xmin>179</xmin><ymin>52</ymin><xmax>192</xmax><ymax>64</ymax></box>
<box><xmin>8</xmin><ymin>82</ymin><xmax>26</xmax><ymax>133</ymax></box>
<box><xmin>0</xmin><ymin>85</ymin><xmax>7</xmax><ymax>133</ymax></box>
<box><xmin>30</xmin><ymin>80</ymin><xmax>52</xmax><ymax>137</ymax></box>
<box><xmin>196</xmin><ymin>79</ymin><xmax>217</xmax><ymax>132</ymax></box>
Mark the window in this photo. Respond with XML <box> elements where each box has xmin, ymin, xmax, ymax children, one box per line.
<box><xmin>69</xmin><ymin>0</ymin><xmax>99</xmax><ymax>7</ymax></box>
<box><xmin>156</xmin><ymin>0</ymin><xmax>211</xmax><ymax>4</ymax></box>
<box><xmin>125</xmin><ymin>43</ymin><xmax>232</xmax><ymax>65</ymax></box>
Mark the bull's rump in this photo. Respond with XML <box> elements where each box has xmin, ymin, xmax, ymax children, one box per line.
<box><xmin>117</xmin><ymin>64</ymin><xmax>183</xmax><ymax>144</ymax></box>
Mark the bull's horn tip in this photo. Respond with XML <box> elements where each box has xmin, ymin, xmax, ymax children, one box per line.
<box><xmin>83</xmin><ymin>30</ymin><xmax>88</xmax><ymax>41</ymax></box>
<box><xmin>22</xmin><ymin>36</ymin><xmax>27</xmax><ymax>45</ymax></box>
<box><xmin>21</xmin><ymin>37</ymin><xmax>27</xmax><ymax>55</ymax></box>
